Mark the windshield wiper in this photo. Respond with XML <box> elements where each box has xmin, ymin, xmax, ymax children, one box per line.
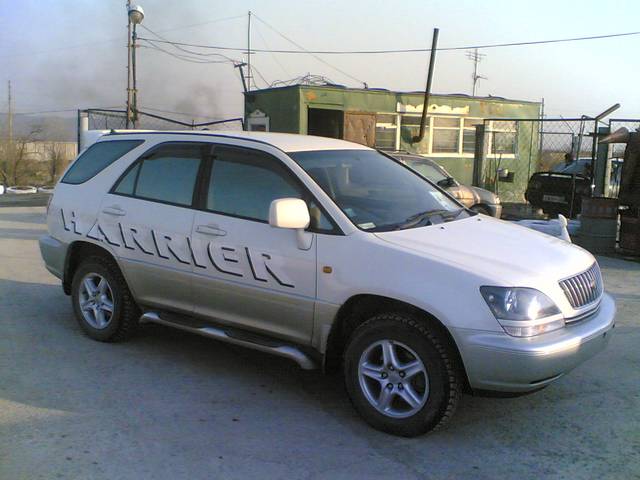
<box><xmin>396</xmin><ymin>208</ymin><xmax>465</xmax><ymax>230</ymax></box>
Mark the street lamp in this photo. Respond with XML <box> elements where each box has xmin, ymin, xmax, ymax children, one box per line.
<box><xmin>128</xmin><ymin>4</ymin><xmax>144</xmax><ymax>25</ymax></box>
<box><xmin>126</xmin><ymin>3</ymin><xmax>144</xmax><ymax>128</ymax></box>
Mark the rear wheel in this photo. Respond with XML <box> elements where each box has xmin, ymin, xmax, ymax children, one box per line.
<box><xmin>71</xmin><ymin>255</ymin><xmax>139</xmax><ymax>342</ymax></box>
<box><xmin>344</xmin><ymin>312</ymin><xmax>462</xmax><ymax>437</ymax></box>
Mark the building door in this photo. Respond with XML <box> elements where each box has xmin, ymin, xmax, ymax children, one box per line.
<box><xmin>344</xmin><ymin>112</ymin><xmax>376</xmax><ymax>147</ymax></box>
<box><xmin>308</xmin><ymin>108</ymin><xmax>343</xmax><ymax>139</ymax></box>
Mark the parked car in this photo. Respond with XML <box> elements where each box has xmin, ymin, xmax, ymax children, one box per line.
<box><xmin>530</xmin><ymin>157</ymin><xmax>625</xmax><ymax>217</ymax></box>
<box><xmin>0</xmin><ymin>184</ymin><xmax>4</xmax><ymax>195</ymax></box>
<box><xmin>525</xmin><ymin>172</ymin><xmax>591</xmax><ymax>217</ymax></box>
<box><xmin>40</xmin><ymin>131</ymin><xmax>615</xmax><ymax>437</ymax></box>
<box><xmin>6</xmin><ymin>185</ymin><xmax>38</xmax><ymax>194</ymax></box>
<box><xmin>390</xmin><ymin>152</ymin><xmax>502</xmax><ymax>218</ymax></box>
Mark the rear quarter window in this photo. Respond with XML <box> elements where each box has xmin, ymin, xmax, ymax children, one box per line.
<box><xmin>61</xmin><ymin>140</ymin><xmax>143</xmax><ymax>185</ymax></box>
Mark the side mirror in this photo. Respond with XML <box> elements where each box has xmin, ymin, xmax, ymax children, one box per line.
<box><xmin>269</xmin><ymin>198</ymin><xmax>313</xmax><ymax>250</ymax></box>
<box><xmin>269</xmin><ymin>198</ymin><xmax>310</xmax><ymax>229</ymax></box>
<box><xmin>437</xmin><ymin>177</ymin><xmax>454</xmax><ymax>188</ymax></box>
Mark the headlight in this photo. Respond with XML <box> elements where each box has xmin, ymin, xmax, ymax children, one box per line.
<box><xmin>480</xmin><ymin>286</ymin><xmax>564</xmax><ymax>337</ymax></box>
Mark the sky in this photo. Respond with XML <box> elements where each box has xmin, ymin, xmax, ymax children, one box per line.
<box><xmin>1</xmin><ymin>0</ymin><xmax>639</xmax><ymax>129</ymax></box>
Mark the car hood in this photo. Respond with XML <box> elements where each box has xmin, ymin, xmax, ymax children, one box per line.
<box><xmin>374</xmin><ymin>215</ymin><xmax>594</xmax><ymax>286</ymax></box>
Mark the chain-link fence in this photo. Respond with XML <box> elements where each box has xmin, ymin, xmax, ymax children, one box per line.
<box><xmin>479</xmin><ymin>118</ymin><xmax>597</xmax><ymax>203</ymax></box>
<box><xmin>606</xmin><ymin>119</ymin><xmax>640</xmax><ymax>197</ymax></box>
<box><xmin>81</xmin><ymin>108</ymin><xmax>244</xmax><ymax>133</ymax></box>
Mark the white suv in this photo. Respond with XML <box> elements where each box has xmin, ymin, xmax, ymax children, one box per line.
<box><xmin>40</xmin><ymin>131</ymin><xmax>615</xmax><ymax>436</ymax></box>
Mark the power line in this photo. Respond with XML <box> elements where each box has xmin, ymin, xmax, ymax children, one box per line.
<box><xmin>140</xmin><ymin>42</ymin><xmax>233</xmax><ymax>64</ymax></box>
<box><xmin>254</xmin><ymin>23</ymin><xmax>291</xmax><ymax>80</ymax></box>
<box><xmin>0</xmin><ymin>14</ymin><xmax>245</xmax><ymax>59</ymax></box>
<box><xmin>139</xmin><ymin>24</ymin><xmax>238</xmax><ymax>63</ymax></box>
<box><xmin>250</xmin><ymin>65</ymin><xmax>270</xmax><ymax>89</ymax></box>
<box><xmin>250</xmin><ymin>14</ymin><xmax>366</xmax><ymax>87</ymax></box>
<box><xmin>136</xmin><ymin>14</ymin><xmax>367</xmax><ymax>86</ymax></box>
<box><xmin>151</xmin><ymin>14</ymin><xmax>245</xmax><ymax>34</ymax></box>
<box><xmin>0</xmin><ymin>108</ymin><xmax>79</xmax><ymax>115</ymax></box>
<box><xmin>137</xmin><ymin>29</ymin><xmax>640</xmax><ymax>55</ymax></box>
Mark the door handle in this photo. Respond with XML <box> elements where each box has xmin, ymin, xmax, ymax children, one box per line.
<box><xmin>102</xmin><ymin>206</ymin><xmax>126</xmax><ymax>216</ymax></box>
<box><xmin>196</xmin><ymin>224</ymin><xmax>227</xmax><ymax>237</ymax></box>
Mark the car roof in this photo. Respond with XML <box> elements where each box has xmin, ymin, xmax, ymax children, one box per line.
<box><xmin>100</xmin><ymin>130</ymin><xmax>370</xmax><ymax>153</ymax></box>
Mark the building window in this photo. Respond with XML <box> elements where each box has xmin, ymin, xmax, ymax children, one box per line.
<box><xmin>462</xmin><ymin>118</ymin><xmax>481</xmax><ymax>154</ymax></box>
<box><xmin>374</xmin><ymin>114</ymin><xmax>398</xmax><ymax>150</ymax></box>
<box><xmin>432</xmin><ymin>117</ymin><xmax>460</xmax><ymax>153</ymax></box>
<box><xmin>400</xmin><ymin>115</ymin><xmax>429</xmax><ymax>154</ymax></box>
<box><xmin>397</xmin><ymin>115</ymin><xmax>484</xmax><ymax>156</ymax></box>
<box><xmin>490</xmin><ymin>121</ymin><xmax>517</xmax><ymax>155</ymax></box>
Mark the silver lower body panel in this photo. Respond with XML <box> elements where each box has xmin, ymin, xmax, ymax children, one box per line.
<box><xmin>453</xmin><ymin>293</ymin><xmax>616</xmax><ymax>392</ymax></box>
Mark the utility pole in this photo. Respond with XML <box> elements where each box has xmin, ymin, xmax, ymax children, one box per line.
<box><xmin>126</xmin><ymin>0</ymin><xmax>132</xmax><ymax>129</ymax></box>
<box><xmin>247</xmin><ymin>11</ymin><xmax>252</xmax><ymax>92</ymax></box>
<box><xmin>466</xmin><ymin>48</ymin><xmax>486</xmax><ymax>96</ymax></box>
<box><xmin>235</xmin><ymin>62</ymin><xmax>249</xmax><ymax>94</ymax></box>
<box><xmin>131</xmin><ymin>21</ymin><xmax>139</xmax><ymax>127</ymax></box>
<box><xmin>125</xmin><ymin>2</ymin><xmax>144</xmax><ymax>128</ymax></box>
<box><xmin>7</xmin><ymin>80</ymin><xmax>12</xmax><ymax>144</ymax></box>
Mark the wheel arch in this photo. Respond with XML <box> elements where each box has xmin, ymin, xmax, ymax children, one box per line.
<box><xmin>63</xmin><ymin>240</ymin><xmax>126</xmax><ymax>295</ymax></box>
<box><xmin>324</xmin><ymin>294</ymin><xmax>470</xmax><ymax>391</ymax></box>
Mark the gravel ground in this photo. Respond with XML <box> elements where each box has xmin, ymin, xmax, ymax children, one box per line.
<box><xmin>1</xmin><ymin>206</ymin><xmax>638</xmax><ymax>480</ymax></box>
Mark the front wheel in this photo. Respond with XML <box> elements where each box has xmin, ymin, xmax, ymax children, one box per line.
<box><xmin>344</xmin><ymin>313</ymin><xmax>462</xmax><ymax>437</ymax></box>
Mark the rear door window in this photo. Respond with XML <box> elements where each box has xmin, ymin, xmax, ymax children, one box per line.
<box><xmin>112</xmin><ymin>143</ymin><xmax>203</xmax><ymax>207</ymax></box>
<box><xmin>62</xmin><ymin>140</ymin><xmax>143</xmax><ymax>184</ymax></box>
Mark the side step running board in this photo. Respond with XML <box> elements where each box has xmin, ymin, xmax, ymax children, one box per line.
<box><xmin>139</xmin><ymin>312</ymin><xmax>317</xmax><ymax>370</ymax></box>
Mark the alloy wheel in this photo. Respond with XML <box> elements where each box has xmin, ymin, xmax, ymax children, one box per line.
<box><xmin>358</xmin><ymin>339</ymin><xmax>429</xmax><ymax>418</ymax></box>
<box><xmin>78</xmin><ymin>273</ymin><xmax>114</xmax><ymax>329</ymax></box>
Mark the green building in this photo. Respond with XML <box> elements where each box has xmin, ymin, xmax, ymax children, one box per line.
<box><xmin>244</xmin><ymin>84</ymin><xmax>542</xmax><ymax>201</ymax></box>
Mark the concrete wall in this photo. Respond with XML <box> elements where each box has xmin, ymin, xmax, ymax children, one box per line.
<box><xmin>23</xmin><ymin>141</ymin><xmax>77</xmax><ymax>163</ymax></box>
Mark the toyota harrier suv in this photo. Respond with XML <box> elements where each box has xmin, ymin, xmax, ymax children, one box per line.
<box><xmin>40</xmin><ymin>131</ymin><xmax>615</xmax><ymax>437</ymax></box>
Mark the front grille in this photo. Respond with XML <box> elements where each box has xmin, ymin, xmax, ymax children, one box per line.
<box><xmin>559</xmin><ymin>263</ymin><xmax>603</xmax><ymax>309</ymax></box>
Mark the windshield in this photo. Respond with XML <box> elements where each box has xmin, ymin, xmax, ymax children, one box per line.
<box><xmin>552</xmin><ymin>158</ymin><xmax>591</xmax><ymax>175</ymax></box>
<box><xmin>289</xmin><ymin>149</ymin><xmax>469</xmax><ymax>232</ymax></box>
<box><xmin>401</xmin><ymin>158</ymin><xmax>450</xmax><ymax>183</ymax></box>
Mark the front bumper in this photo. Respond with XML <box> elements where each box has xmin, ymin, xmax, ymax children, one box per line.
<box><xmin>453</xmin><ymin>293</ymin><xmax>615</xmax><ymax>393</ymax></box>
<box><xmin>39</xmin><ymin>234</ymin><xmax>66</xmax><ymax>280</ymax></box>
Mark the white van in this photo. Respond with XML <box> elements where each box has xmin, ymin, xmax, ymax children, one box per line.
<box><xmin>40</xmin><ymin>131</ymin><xmax>615</xmax><ymax>436</ymax></box>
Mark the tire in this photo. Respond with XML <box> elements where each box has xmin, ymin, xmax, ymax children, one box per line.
<box><xmin>471</xmin><ymin>204</ymin><xmax>491</xmax><ymax>216</ymax></box>
<box><xmin>71</xmin><ymin>255</ymin><xmax>140</xmax><ymax>342</ymax></box>
<box><xmin>344</xmin><ymin>312</ymin><xmax>462</xmax><ymax>437</ymax></box>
